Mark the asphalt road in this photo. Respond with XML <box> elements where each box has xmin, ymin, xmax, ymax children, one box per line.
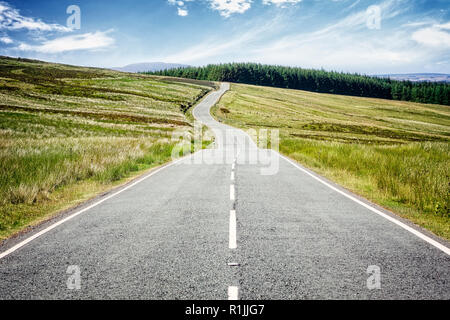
<box><xmin>0</xmin><ymin>83</ymin><xmax>449</xmax><ymax>300</ymax></box>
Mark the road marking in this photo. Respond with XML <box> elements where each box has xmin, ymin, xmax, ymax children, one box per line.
<box><xmin>228</xmin><ymin>286</ymin><xmax>239</xmax><ymax>300</ymax></box>
<box><xmin>277</xmin><ymin>152</ymin><xmax>450</xmax><ymax>256</ymax></box>
<box><xmin>230</xmin><ymin>184</ymin><xmax>235</xmax><ymax>201</ymax></box>
<box><xmin>229</xmin><ymin>210</ymin><xmax>237</xmax><ymax>249</ymax></box>
<box><xmin>232</xmin><ymin>163</ymin><xmax>235</xmax><ymax>170</ymax></box>
<box><xmin>0</xmin><ymin>155</ymin><xmax>193</xmax><ymax>260</ymax></box>
<box><xmin>231</xmin><ymin>171</ymin><xmax>235</xmax><ymax>181</ymax></box>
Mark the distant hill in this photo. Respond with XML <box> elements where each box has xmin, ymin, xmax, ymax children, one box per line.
<box><xmin>112</xmin><ymin>62</ymin><xmax>190</xmax><ymax>73</ymax></box>
<box><xmin>376</xmin><ymin>73</ymin><xmax>450</xmax><ymax>83</ymax></box>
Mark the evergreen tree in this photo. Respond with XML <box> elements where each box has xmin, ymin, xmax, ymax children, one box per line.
<box><xmin>146</xmin><ymin>63</ymin><xmax>450</xmax><ymax>106</ymax></box>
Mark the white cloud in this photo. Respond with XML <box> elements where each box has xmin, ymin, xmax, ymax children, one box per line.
<box><xmin>160</xmin><ymin>0</ymin><xmax>444</xmax><ymax>74</ymax></box>
<box><xmin>0</xmin><ymin>1</ymin><xmax>70</xmax><ymax>32</ymax></box>
<box><xmin>412</xmin><ymin>22</ymin><xmax>450</xmax><ymax>48</ymax></box>
<box><xmin>401</xmin><ymin>21</ymin><xmax>435</xmax><ymax>28</ymax></box>
<box><xmin>160</xmin><ymin>15</ymin><xmax>282</xmax><ymax>62</ymax></box>
<box><xmin>0</xmin><ymin>2</ymin><xmax>116</xmax><ymax>54</ymax></box>
<box><xmin>177</xmin><ymin>8</ymin><xmax>189</xmax><ymax>16</ymax></box>
<box><xmin>262</xmin><ymin>0</ymin><xmax>302</xmax><ymax>6</ymax></box>
<box><xmin>0</xmin><ymin>35</ymin><xmax>12</xmax><ymax>43</ymax></box>
<box><xmin>168</xmin><ymin>0</ymin><xmax>193</xmax><ymax>16</ymax></box>
<box><xmin>435</xmin><ymin>22</ymin><xmax>450</xmax><ymax>30</ymax></box>
<box><xmin>168</xmin><ymin>0</ymin><xmax>187</xmax><ymax>6</ymax></box>
<box><xmin>244</xmin><ymin>0</ymin><xmax>420</xmax><ymax>69</ymax></box>
<box><xmin>209</xmin><ymin>0</ymin><xmax>252</xmax><ymax>17</ymax></box>
<box><xmin>16</xmin><ymin>30</ymin><xmax>115</xmax><ymax>53</ymax></box>
<box><xmin>346</xmin><ymin>0</ymin><xmax>360</xmax><ymax>10</ymax></box>
<box><xmin>168</xmin><ymin>0</ymin><xmax>304</xmax><ymax>18</ymax></box>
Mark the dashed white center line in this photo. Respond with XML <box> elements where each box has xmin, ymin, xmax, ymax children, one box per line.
<box><xmin>229</xmin><ymin>210</ymin><xmax>237</xmax><ymax>249</ymax></box>
<box><xmin>228</xmin><ymin>160</ymin><xmax>239</xmax><ymax>300</ymax></box>
<box><xmin>228</xmin><ymin>286</ymin><xmax>239</xmax><ymax>300</ymax></box>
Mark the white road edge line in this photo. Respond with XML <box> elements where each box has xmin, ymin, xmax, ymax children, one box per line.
<box><xmin>0</xmin><ymin>154</ymin><xmax>193</xmax><ymax>260</ymax></box>
<box><xmin>231</xmin><ymin>172</ymin><xmax>235</xmax><ymax>181</ymax></box>
<box><xmin>230</xmin><ymin>184</ymin><xmax>235</xmax><ymax>201</ymax></box>
<box><xmin>229</xmin><ymin>210</ymin><xmax>237</xmax><ymax>249</ymax></box>
<box><xmin>276</xmin><ymin>151</ymin><xmax>450</xmax><ymax>256</ymax></box>
<box><xmin>228</xmin><ymin>286</ymin><xmax>239</xmax><ymax>300</ymax></box>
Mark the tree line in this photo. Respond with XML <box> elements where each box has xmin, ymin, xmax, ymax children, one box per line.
<box><xmin>147</xmin><ymin>63</ymin><xmax>450</xmax><ymax>106</ymax></box>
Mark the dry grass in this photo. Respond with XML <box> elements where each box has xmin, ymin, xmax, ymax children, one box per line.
<box><xmin>0</xmin><ymin>57</ymin><xmax>214</xmax><ymax>240</ymax></box>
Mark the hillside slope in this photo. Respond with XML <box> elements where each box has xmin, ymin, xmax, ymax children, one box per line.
<box><xmin>212</xmin><ymin>83</ymin><xmax>450</xmax><ymax>239</ymax></box>
<box><xmin>0</xmin><ymin>56</ymin><xmax>214</xmax><ymax>240</ymax></box>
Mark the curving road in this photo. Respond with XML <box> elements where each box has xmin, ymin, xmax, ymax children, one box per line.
<box><xmin>0</xmin><ymin>83</ymin><xmax>449</xmax><ymax>300</ymax></box>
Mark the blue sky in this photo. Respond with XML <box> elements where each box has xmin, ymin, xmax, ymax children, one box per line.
<box><xmin>0</xmin><ymin>0</ymin><xmax>449</xmax><ymax>74</ymax></box>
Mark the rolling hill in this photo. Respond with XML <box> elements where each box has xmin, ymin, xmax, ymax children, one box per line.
<box><xmin>0</xmin><ymin>56</ymin><xmax>213</xmax><ymax>239</ymax></box>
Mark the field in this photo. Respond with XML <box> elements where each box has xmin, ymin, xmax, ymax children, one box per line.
<box><xmin>0</xmin><ymin>57</ymin><xmax>215</xmax><ymax>240</ymax></box>
<box><xmin>212</xmin><ymin>83</ymin><xmax>450</xmax><ymax>239</ymax></box>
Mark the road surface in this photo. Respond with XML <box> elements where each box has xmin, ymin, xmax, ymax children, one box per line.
<box><xmin>0</xmin><ymin>83</ymin><xmax>449</xmax><ymax>300</ymax></box>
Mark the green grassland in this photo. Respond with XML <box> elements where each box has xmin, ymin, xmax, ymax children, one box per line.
<box><xmin>0</xmin><ymin>56</ymin><xmax>215</xmax><ymax>240</ymax></box>
<box><xmin>212</xmin><ymin>83</ymin><xmax>450</xmax><ymax>239</ymax></box>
